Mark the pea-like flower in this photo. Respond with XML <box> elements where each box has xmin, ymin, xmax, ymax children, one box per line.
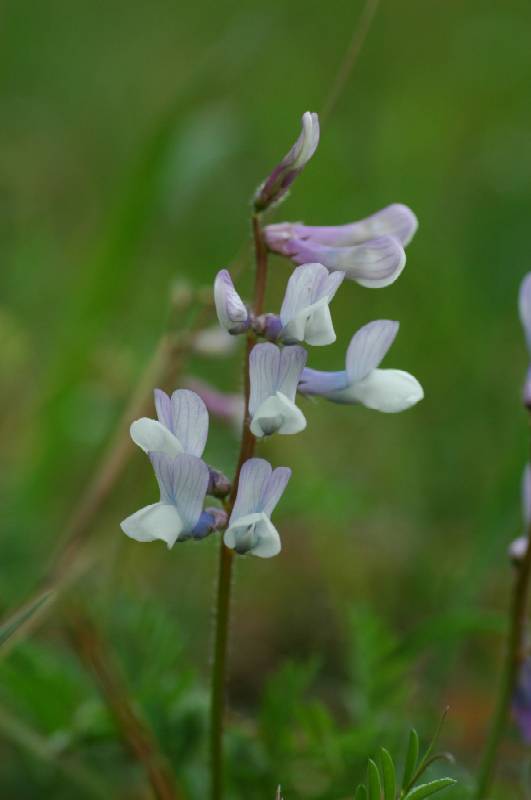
<box><xmin>254</xmin><ymin>112</ymin><xmax>319</xmax><ymax>212</ymax></box>
<box><xmin>121</xmin><ymin>452</ymin><xmax>226</xmax><ymax>547</ymax></box>
<box><xmin>279</xmin><ymin>262</ymin><xmax>345</xmax><ymax>346</ymax></box>
<box><xmin>130</xmin><ymin>388</ymin><xmax>209</xmax><ymax>459</ymax></box>
<box><xmin>249</xmin><ymin>343</ymin><xmax>307</xmax><ymax>437</ymax></box>
<box><xmin>265</xmin><ymin>204</ymin><xmax>418</xmax><ymax>288</ymax></box>
<box><xmin>299</xmin><ymin>319</ymin><xmax>423</xmax><ymax>413</ymax></box>
<box><xmin>214</xmin><ymin>270</ymin><xmax>249</xmax><ymax>334</ymax></box>
<box><xmin>224</xmin><ymin>458</ymin><xmax>291</xmax><ymax>557</ymax></box>
<box><xmin>519</xmin><ymin>272</ymin><xmax>531</xmax><ymax>409</ymax></box>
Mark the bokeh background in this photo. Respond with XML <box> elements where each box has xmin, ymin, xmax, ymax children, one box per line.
<box><xmin>2</xmin><ymin>0</ymin><xmax>531</xmax><ymax>797</ymax></box>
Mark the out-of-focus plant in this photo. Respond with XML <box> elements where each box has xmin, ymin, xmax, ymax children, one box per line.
<box><xmin>117</xmin><ymin>108</ymin><xmax>456</xmax><ymax>800</ymax></box>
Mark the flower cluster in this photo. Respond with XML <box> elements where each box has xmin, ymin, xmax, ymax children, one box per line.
<box><xmin>121</xmin><ymin>111</ymin><xmax>423</xmax><ymax>559</ymax></box>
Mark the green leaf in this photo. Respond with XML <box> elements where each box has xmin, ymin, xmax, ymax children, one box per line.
<box><xmin>381</xmin><ymin>747</ymin><xmax>396</xmax><ymax>800</ymax></box>
<box><xmin>402</xmin><ymin>728</ymin><xmax>420</xmax><ymax>789</ymax></box>
<box><xmin>404</xmin><ymin>778</ymin><xmax>457</xmax><ymax>799</ymax></box>
<box><xmin>0</xmin><ymin>591</ymin><xmax>53</xmax><ymax>649</ymax></box>
<box><xmin>354</xmin><ymin>785</ymin><xmax>368</xmax><ymax>800</ymax></box>
<box><xmin>367</xmin><ymin>759</ymin><xmax>382</xmax><ymax>800</ymax></box>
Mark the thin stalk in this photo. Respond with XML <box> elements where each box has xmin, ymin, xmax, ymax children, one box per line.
<box><xmin>67</xmin><ymin>607</ymin><xmax>181</xmax><ymax>800</ymax></box>
<box><xmin>209</xmin><ymin>213</ymin><xmax>268</xmax><ymax>800</ymax></box>
<box><xmin>475</xmin><ymin>477</ymin><xmax>531</xmax><ymax>797</ymax></box>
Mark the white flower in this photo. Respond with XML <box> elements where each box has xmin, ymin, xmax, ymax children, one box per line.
<box><xmin>279</xmin><ymin>263</ymin><xmax>344</xmax><ymax>346</ymax></box>
<box><xmin>224</xmin><ymin>458</ymin><xmax>291</xmax><ymax>557</ymax></box>
<box><xmin>299</xmin><ymin>320</ymin><xmax>424</xmax><ymax>413</ymax></box>
<box><xmin>129</xmin><ymin>388</ymin><xmax>208</xmax><ymax>459</ymax></box>
<box><xmin>249</xmin><ymin>343</ymin><xmax>307</xmax><ymax>437</ymax></box>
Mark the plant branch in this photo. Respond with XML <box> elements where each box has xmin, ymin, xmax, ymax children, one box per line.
<box><xmin>66</xmin><ymin>607</ymin><xmax>182</xmax><ymax>800</ymax></box>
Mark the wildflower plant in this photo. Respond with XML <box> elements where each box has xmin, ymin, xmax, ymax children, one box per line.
<box><xmin>120</xmin><ymin>112</ymin><xmax>427</xmax><ymax>799</ymax></box>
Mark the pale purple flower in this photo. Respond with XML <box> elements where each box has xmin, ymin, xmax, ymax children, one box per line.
<box><xmin>130</xmin><ymin>389</ymin><xmax>208</xmax><ymax>459</ymax></box>
<box><xmin>249</xmin><ymin>343</ymin><xmax>307</xmax><ymax>437</ymax></box>
<box><xmin>121</xmin><ymin>453</ymin><xmax>225</xmax><ymax>547</ymax></box>
<box><xmin>279</xmin><ymin>263</ymin><xmax>345</xmax><ymax>346</ymax></box>
<box><xmin>264</xmin><ymin>204</ymin><xmax>418</xmax><ymax>288</ymax></box>
<box><xmin>299</xmin><ymin>320</ymin><xmax>424</xmax><ymax>413</ymax></box>
<box><xmin>254</xmin><ymin>112</ymin><xmax>319</xmax><ymax>212</ymax></box>
<box><xmin>214</xmin><ymin>270</ymin><xmax>249</xmax><ymax>334</ymax></box>
<box><xmin>513</xmin><ymin>658</ymin><xmax>531</xmax><ymax>742</ymax></box>
<box><xmin>519</xmin><ymin>273</ymin><xmax>531</xmax><ymax>408</ymax></box>
<box><xmin>224</xmin><ymin>458</ymin><xmax>291</xmax><ymax>557</ymax></box>
<box><xmin>266</xmin><ymin>204</ymin><xmax>418</xmax><ymax>250</ymax></box>
<box><xmin>509</xmin><ymin>464</ymin><xmax>531</xmax><ymax>564</ymax></box>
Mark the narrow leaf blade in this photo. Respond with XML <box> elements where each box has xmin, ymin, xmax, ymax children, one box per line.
<box><xmin>354</xmin><ymin>784</ymin><xmax>368</xmax><ymax>800</ymax></box>
<box><xmin>402</xmin><ymin>728</ymin><xmax>420</xmax><ymax>790</ymax></box>
<box><xmin>0</xmin><ymin>591</ymin><xmax>53</xmax><ymax>649</ymax></box>
<box><xmin>367</xmin><ymin>759</ymin><xmax>382</xmax><ymax>800</ymax></box>
<box><xmin>381</xmin><ymin>747</ymin><xmax>396</xmax><ymax>800</ymax></box>
<box><xmin>404</xmin><ymin>778</ymin><xmax>457</xmax><ymax>799</ymax></box>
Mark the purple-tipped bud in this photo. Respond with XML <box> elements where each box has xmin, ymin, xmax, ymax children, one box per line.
<box><xmin>252</xmin><ymin>313</ymin><xmax>283</xmax><ymax>341</ymax></box>
<box><xmin>254</xmin><ymin>112</ymin><xmax>319</xmax><ymax>212</ymax></box>
<box><xmin>207</xmin><ymin>468</ymin><xmax>232</xmax><ymax>498</ymax></box>
<box><xmin>214</xmin><ymin>270</ymin><xmax>250</xmax><ymax>334</ymax></box>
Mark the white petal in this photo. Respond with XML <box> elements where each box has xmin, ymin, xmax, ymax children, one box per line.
<box><xmin>519</xmin><ymin>273</ymin><xmax>531</xmax><ymax>351</ymax></box>
<box><xmin>280</xmin><ymin>263</ymin><xmax>328</xmax><ymax>323</ymax></box>
<box><xmin>170</xmin><ymin>389</ymin><xmax>209</xmax><ymax>457</ymax></box>
<box><xmin>171</xmin><ymin>454</ymin><xmax>210</xmax><ymax>531</ymax></box>
<box><xmin>249</xmin><ymin>343</ymin><xmax>280</xmax><ymax>416</ymax></box>
<box><xmin>214</xmin><ymin>269</ymin><xmax>248</xmax><ymax>332</ymax></box>
<box><xmin>130</xmin><ymin>418</ymin><xmax>183</xmax><ymax>457</ymax></box>
<box><xmin>224</xmin><ymin>512</ymin><xmax>281</xmax><ymax>558</ymax></box>
<box><xmin>276</xmin><ymin>346</ymin><xmax>307</xmax><ymax>401</ymax></box>
<box><xmin>347</xmin><ymin>368</ymin><xmax>424</xmax><ymax>412</ymax></box>
<box><xmin>303</xmin><ymin>300</ymin><xmax>336</xmax><ymax>346</ymax></box>
<box><xmin>260</xmin><ymin>466</ymin><xmax>291</xmax><ymax>516</ymax></box>
<box><xmin>120</xmin><ymin>503</ymin><xmax>184</xmax><ymax>548</ymax></box>
<box><xmin>250</xmin><ymin>391</ymin><xmax>306</xmax><ymax>437</ymax></box>
<box><xmin>345</xmin><ymin>320</ymin><xmax>399</xmax><ymax>383</ymax></box>
<box><xmin>230</xmin><ymin>459</ymin><xmax>272</xmax><ymax>523</ymax></box>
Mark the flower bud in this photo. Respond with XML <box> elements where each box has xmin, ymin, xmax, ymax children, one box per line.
<box><xmin>254</xmin><ymin>112</ymin><xmax>319</xmax><ymax>212</ymax></box>
<box><xmin>214</xmin><ymin>270</ymin><xmax>249</xmax><ymax>334</ymax></box>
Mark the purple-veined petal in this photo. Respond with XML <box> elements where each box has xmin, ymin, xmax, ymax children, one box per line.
<box><xmin>130</xmin><ymin>418</ymin><xmax>183</xmax><ymax>457</ymax></box>
<box><xmin>149</xmin><ymin>451</ymin><xmax>177</xmax><ymax>504</ymax></box>
<box><xmin>250</xmin><ymin>391</ymin><xmax>307</xmax><ymax>437</ymax></box>
<box><xmin>249</xmin><ymin>343</ymin><xmax>281</xmax><ymax>415</ymax></box>
<box><xmin>170</xmin><ymin>389</ymin><xmax>209</xmax><ymax>457</ymax></box>
<box><xmin>214</xmin><ymin>269</ymin><xmax>249</xmax><ymax>333</ymax></box>
<box><xmin>279</xmin><ymin>264</ymin><xmax>344</xmax><ymax>346</ymax></box>
<box><xmin>298</xmin><ymin>368</ymin><xmax>349</xmax><ymax>396</ymax></box>
<box><xmin>230</xmin><ymin>458</ymin><xmax>272</xmax><ymax>523</ymax></box>
<box><xmin>277</xmin><ymin>345</ymin><xmax>307</xmax><ymax>401</ymax></box>
<box><xmin>224</xmin><ymin>512</ymin><xmax>281</xmax><ymax>558</ymax></box>
<box><xmin>269</xmin><ymin>205</ymin><xmax>418</xmax><ymax>249</ymax></box>
<box><xmin>285</xmin><ymin>236</ymin><xmax>406</xmax><ymax>288</ymax></box>
<box><xmin>170</xmin><ymin>454</ymin><xmax>210</xmax><ymax>532</ymax></box>
<box><xmin>154</xmin><ymin>389</ymin><xmax>173</xmax><ymax>431</ymax></box>
<box><xmin>259</xmin><ymin>466</ymin><xmax>291</xmax><ymax>516</ymax></box>
<box><xmin>519</xmin><ymin>273</ymin><xmax>531</xmax><ymax>351</ymax></box>
<box><xmin>254</xmin><ymin>112</ymin><xmax>319</xmax><ymax>211</ymax></box>
<box><xmin>334</xmin><ymin>368</ymin><xmax>424</xmax><ymax>412</ymax></box>
<box><xmin>121</xmin><ymin>503</ymin><xmax>184</xmax><ymax>548</ymax></box>
<box><xmin>345</xmin><ymin>320</ymin><xmax>399</xmax><ymax>383</ymax></box>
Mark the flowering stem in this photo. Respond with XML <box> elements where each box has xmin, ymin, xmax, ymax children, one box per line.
<box><xmin>209</xmin><ymin>213</ymin><xmax>268</xmax><ymax>800</ymax></box>
<box><xmin>475</xmin><ymin>494</ymin><xmax>531</xmax><ymax>797</ymax></box>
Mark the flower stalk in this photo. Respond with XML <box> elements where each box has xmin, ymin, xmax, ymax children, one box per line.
<box><xmin>475</xmin><ymin>433</ymin><xmax>531</xmax><ymax>798</ymax></box>
<box><xmin>209</xmin><ymin>212</ymin><xmax>268</xmax><ymax>800</ymax></box>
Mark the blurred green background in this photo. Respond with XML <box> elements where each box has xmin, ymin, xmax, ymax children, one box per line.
<box><xmin>2</xmin><ymin>0</ymin><xmax>531</xmax><ymax>797</ymax></box>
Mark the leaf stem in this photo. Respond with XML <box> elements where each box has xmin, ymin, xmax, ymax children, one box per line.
<box><xmin>209</xmin><ymin>213</ymin><xmax>268</xmax><ymax>800</ymax></box>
